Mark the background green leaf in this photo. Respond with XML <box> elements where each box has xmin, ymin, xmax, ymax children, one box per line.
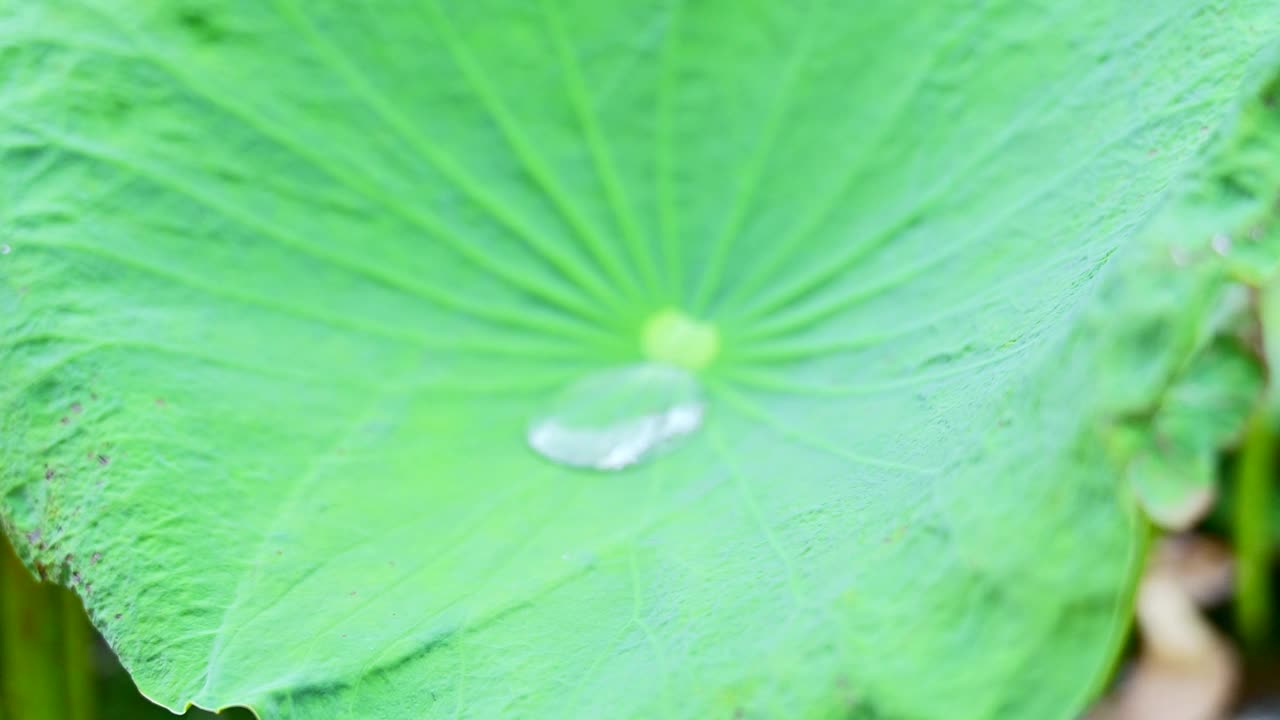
<box><xmin>2</xmin><ymin>2</ymin><xmax>1279</xmax><ymax>718</ymax></box>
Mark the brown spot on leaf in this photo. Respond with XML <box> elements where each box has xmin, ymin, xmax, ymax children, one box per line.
<box><xmin>97</xmin><ymin>455</ymin><xmax>110</xmax><ymax>466</ymax></box>
<box><xmin>71</xmin><ymin>402</ymin><xmax>82</xmax><ymax>414</ymax></box>
<box><xmin>91</xmin><ymin>552</ymin><xmax>101</xmax><ymax>565</ymax></box>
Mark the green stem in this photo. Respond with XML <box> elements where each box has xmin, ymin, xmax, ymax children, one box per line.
<box><xmin>0</xmin><ymin>536</ymin><xmax>95</xmax><ymax>720</ymax></box>
<box><xmin>1234</xmin><ymin>407</ymin><xmax>1275</xmax><ymax>652</ymax></box>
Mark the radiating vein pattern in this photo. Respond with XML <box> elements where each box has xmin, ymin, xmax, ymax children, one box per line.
<box><xmin>0</xmin><ymin>1</ymin><xmax>1276</xmax><ymax>720</ymax></box>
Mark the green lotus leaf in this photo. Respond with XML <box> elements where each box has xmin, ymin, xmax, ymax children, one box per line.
<box><xmin>2</xmin><ymin>2</ymin><xmax>1279</xmax><ymax>718</ymax></box>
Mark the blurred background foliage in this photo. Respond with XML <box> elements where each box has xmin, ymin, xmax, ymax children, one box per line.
<box><xmin>0</xmin><ymin>538</ymin><xmax>252</xmax><ymax>719</ymax></box>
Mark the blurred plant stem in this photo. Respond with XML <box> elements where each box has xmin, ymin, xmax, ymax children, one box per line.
<box><xmin>1234</xmin><ymin>407</ymin><xmax>1275</xmax><ymax>653</ymax></box>
<box><xmin>0</xmin><ymin>536</ymin><xmax>93</xmax><ymax>720</ymax></box>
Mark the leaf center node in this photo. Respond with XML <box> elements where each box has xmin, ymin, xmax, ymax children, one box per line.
<box><xmin>642</xmin><ymin>309</ymin><xmax>719</xmax><ymax>370</ymax></box>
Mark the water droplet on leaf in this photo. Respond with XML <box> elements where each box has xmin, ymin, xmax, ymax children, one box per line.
<box><xmin>527</xmin><ymin>362</ymin><xmax>705</xmax><ymax>471</ymax></box>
